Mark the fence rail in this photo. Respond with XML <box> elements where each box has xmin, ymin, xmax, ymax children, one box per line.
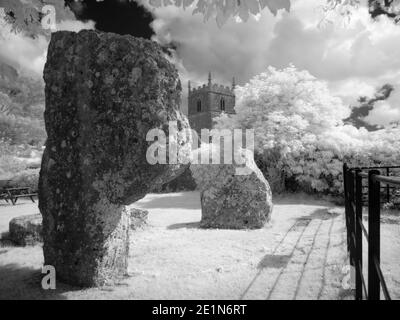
<box><xmin>343</xmin><ymin>163</ymin><xmax>400</xmax><ymax>300</ymax></box>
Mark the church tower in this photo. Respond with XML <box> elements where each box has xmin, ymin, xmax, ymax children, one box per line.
<box><xmin>187</xmin><ymin>72</ymin><xmax>236</xmax><ymax>135</ymax></box>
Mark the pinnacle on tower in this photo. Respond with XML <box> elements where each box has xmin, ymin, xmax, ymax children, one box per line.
<box><xmin>208</xmin><ymin>71</ymin><xmax>212</xmax><ymax>86</ymax></box>
<box><xmin>232</xmin><ymin>77</ymin><xmax>236</xmax><ymax>90</ymax></box>
<box><xmin>188</xmin><ymin>80</ymin><xmax>191</xmax><ymax>93</ymax></box>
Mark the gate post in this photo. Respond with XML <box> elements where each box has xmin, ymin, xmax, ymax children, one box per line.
<box><xmin>355</xmin><ymin>169</ymin><xmax>363</xmax><ymax>300</ymax></box>
<box><xmin>386</xmin><ymin>167</ymin><xmax>390</xmax><ymax>203</ymax></box>
<box><xmin>368</xmin><ymin>170</ymin><xmax>381</xmax><ymax>300</ymax></box>
<box><xmin>343</xmin><ymin>163</ymin><xmax>350</xmax><ymax>252</ymax></box>
<box><xmin>348</xmin><ymin>170</ymin><xmax>355</xmax><ymax>270</ymax></box>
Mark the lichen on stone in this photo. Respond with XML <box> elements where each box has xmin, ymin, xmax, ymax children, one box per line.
<box><xmin>39</xmin><ymin>30</ymin><xmax>190</xmax><ymax>287</ymax></box>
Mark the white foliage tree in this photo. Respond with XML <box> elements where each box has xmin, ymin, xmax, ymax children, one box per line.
<box><xmin>214</xmin><ymin>66</ymin><xmax>400</xmax><ymax>195</ymax></box>
<box><xmin>216</xmin><ymin>65</ymin><xmax>349</xmax><ymax>157</ymax></box>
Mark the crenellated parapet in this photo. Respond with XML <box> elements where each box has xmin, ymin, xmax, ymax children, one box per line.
<box><xmin>190</xmin><ymin>83</ymin><xmax>234</xmax><ymax>95</ymax></box>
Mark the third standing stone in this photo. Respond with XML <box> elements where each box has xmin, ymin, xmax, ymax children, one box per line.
<box><xmin>39</xmin><ymin>30</ymin><xmax>190</xmax><ymax>287</ymax></box>
<box><xmin>190</xmin><ymin>146</ymin><xmax>273</xmax><ymax>229</ymax></box>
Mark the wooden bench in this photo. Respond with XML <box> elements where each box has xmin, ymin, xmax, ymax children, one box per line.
<box><xmin>5</xmin><ymin>187</ymin><xmax>37</xmax><ymax>205</ymax></box>
<box><xmin>0</xmin><ymin>179</ymin><xmax>12</xmax><ymax>204</ymax></box>
<box><xmin>0</xmin><ymin>181</ymin><xmax>37</xmax><ymax>205</ymax></box>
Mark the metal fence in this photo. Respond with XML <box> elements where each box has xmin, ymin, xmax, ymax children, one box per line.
<box><xmin>343</xmin><ymin>163</ymin><xmax>400</xmax><ymax>300</ymax></box>
<box><xmin>359</xmin><ymin>166</ymin><xmax>400</xmax><ymax>205</ymax></box>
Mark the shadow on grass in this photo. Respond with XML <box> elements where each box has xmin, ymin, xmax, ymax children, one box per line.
<box><xmin>167</xmin><ymin>221</ymin><xmax>201</xmax><ymax>230</ymax></box>
<box><xmin>296</xmin><ymin>208</ymin><xmax>340</xmax><ymax>222</ymax></box>
<box><xmin>137</xmin><ymin>192</ymin><xmax>201</xmax><ymax>210</ymax></box>
<box><xmin>338</xmin><ymin>288</ymin><xmax>355</xmax><ymax>300</ymax></box>
<box><xmin>0</xmin><ymin>202</ymin><xmax>27</xmax><ymax>207</ymax></box>
<box><xmin>0</xmin><ymin>264</ymin><xmax>64</xmax><ymax>300</ymax></box>
<box><xmin>0</xmin><ymin>263</ymin><xmax>86</xmax><ymax>300</ymax></box>
<box><xmin>273</xmin><ymin>193</ymin><xmax>340</xmax><ymax>206</ymax></box>
<box><xmin>257</xmin><ymin>254</ymin><xmax>292</xmax><ymax>269</ymax></box>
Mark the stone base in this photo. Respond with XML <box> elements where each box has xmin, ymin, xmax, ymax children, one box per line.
<box><xmin>191</xmin><ymin>146</ymin><xmax>273</xmax><ymax>230</ymax></box>
<box><xmin>9</xmin><ymin>214</ymin><xmax>42</xmax><ymax>246</ymax></box>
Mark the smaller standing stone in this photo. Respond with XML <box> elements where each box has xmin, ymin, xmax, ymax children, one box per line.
<box><xmin>9</xmin><ymin>214</ymin><xmax>42</xmax><ymax>246</ymax></box>
<box><xmin>130</xmin><ymin>208</ymin><xmax>148</xmax><ymax>230</ymax></box>
<box><xmin>190</xmin><ymin>145</ymin><xmax>273</xmax><ymax>229</ymax></box>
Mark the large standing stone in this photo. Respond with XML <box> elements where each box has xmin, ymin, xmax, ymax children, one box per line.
<box><xmin>39</xmin><ymin>30</ymin><xmax>189</xmax><ymax>287</ymax></box>
<box><xmin>190</xmin><ymin>146</ymin><xmax>273</xmax><ymax>229</ymax></box>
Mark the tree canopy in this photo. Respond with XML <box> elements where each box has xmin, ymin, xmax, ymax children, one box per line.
<box><xmin>148</xmin><ymin>0</ymin><xmax>290</xmax><ymax>26</ymax></box>
<box><xmin>1</xmin><ymin>0</ymin><xmax>400</xmax><ymax>38</ymax></box>
<box><xmin>0</xmin><ymin>0</ymin><xmax>73</xmax><ymax>37</ymax></box>
<box><xmin>214</xmin><ymin>66</ymin><xmax>400</xmax><ymax>194</ymax></box>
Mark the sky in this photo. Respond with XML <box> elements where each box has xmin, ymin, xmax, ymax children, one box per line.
<box><xmin>0</xmin><ymin>0</ymin><xmax>400</xmax><ymax>127</ymax></box>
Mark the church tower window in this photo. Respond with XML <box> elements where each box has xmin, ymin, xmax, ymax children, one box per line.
<box><xmin>220</xmin><ymin>98</ymin><xmax>225</xmax><ymax>111</ymax></box>
<box><xmin>197</xmin><ymin>100</ymin><xmax>202</xmax><ymax>112</ymax></box>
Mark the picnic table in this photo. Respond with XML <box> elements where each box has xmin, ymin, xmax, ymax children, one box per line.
<box><xmin>0</xmin><ymin>180</ymin><xmax>37</xmax><ymax>205</ymax></box>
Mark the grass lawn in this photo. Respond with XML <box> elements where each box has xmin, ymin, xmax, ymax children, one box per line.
<box><xmin>0</xmin><ymin>191</ymin><xmax>398</xmax><ymax>300</ymax></box>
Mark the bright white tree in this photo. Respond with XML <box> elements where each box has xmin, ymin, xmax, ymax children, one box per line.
<box><xmin>215</xmin><ymin>65</ymin><xmax>349</xmax><ymax>157</ymax></box>
<box><xmin>214</xmin><ymin>66</ymin><xmax>400</xmax><ymax>194</ymax></box>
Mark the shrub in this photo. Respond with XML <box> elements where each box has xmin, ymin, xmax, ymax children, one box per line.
<box><xmin>0</xmin><ymin>139</ymin><xmax>26</xmax><ymax>178</ymax></box>
<box><xmin>254</xmin><ymin>148</ymin><xmax>285</xmax><ymax>194</ymax></box>
<box><xmin>0</xmin><ymin>113</ymin><xmax>46</xmax><ymax>146</ymax></box>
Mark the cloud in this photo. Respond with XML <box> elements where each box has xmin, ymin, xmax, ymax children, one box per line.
<box><xmin>149</xmin><ymin>0</ymin><xmax>400</xmax><ymax>122</ymax></box>
<box><xmin>1</xmin><ymin>0</ymin><xmax>399</xmax><ymax>126</ymax></box>
<box><xmin>0</xmin><ymin>23</ymin><xmax>48</xmax><ymax>76</ymax></box>
<box><xmin>265</xmin><ymin>1</ymin><xmax>400</xmax><ymax>81</ymax></box>
<box><xmin>151</xmin><ymin>6</ymin><xmax>277</xmax><ymax>83</ymax></box>
<box><xmin>365</xmin><ymin>85</ymin><xmax>400</xmax><ymax>126</ymax></box>
<box><xmin>149</xmin><ymin>4</ymin><xmax>279</xmax><ymax>113</ymax></box>
<box><xmin>330</xmin><ymin>79</ymin><xmax>376</xmax><ymax>105</ymax></box>
<box><xmin>0</xmin><ymin>8</ymin><xmax>95</xmax><ymax>77</ymax></box>
<box><xmin>56</xmin><ymin>19</ymin><xmax>96</xmax><ymax>33</ymax></box>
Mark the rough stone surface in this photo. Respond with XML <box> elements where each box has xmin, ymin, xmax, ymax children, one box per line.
<box><xmin>39</xmin><ymin>30</ymin><xmax>189</xmax><ymax>287</ymax></box>
<box><xmin>9</xmin><ymin>214</ymin><xmax>42</xmax><ymax>246</ymax></box>
<box><xmin>190</xmin><ymin>147</ymin><xmax>273</xmax><ymax>229</ymax></box>
<box><xmin>154</xmin><ymin>167</ymin><xmax>196</xmax><ymax>193</ymax></box>
<box><xmin>130</xmin><ymin>208</ymin><xmax>148</xmax><ymax>230</ymax></box>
